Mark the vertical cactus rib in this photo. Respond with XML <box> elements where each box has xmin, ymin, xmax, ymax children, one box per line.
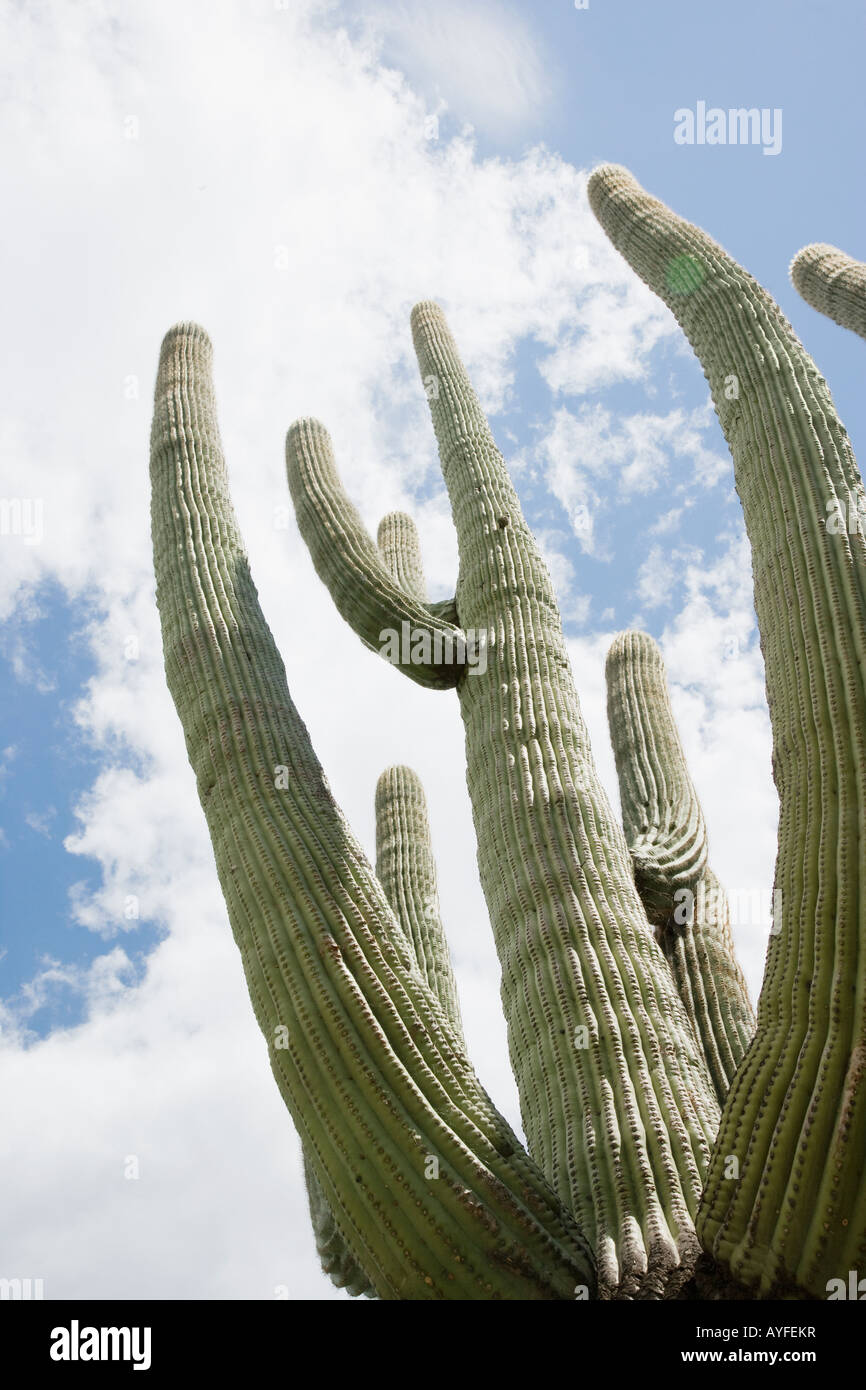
<box><xmin>589</xmin><ymin>165</ymin><xmax>866</xmax><ymax>1297</ymax></box>
<box><xmin>302</xmin><ymin>1151</ymin><xmax>377</xmax><ymax>1298</ymax></box>
<box><xmin>605</xmin><ymin>630</ymin><xmax>755</xmax><ymax>1105</ymax></box>
<box><xmin>150</xmin><ymin>322</ymin><xmax>595</xmax><ymax>1301</ymax></box>
<box><xmin>285</xmin><ymin>421</ymin><xmax>463</xmax><ymax>689</ymax></box>
<box><xmin>375</xmin><ymin>765</ymin><xmax>464</xmax><ymax>1038</ymax></box>
<box><xmin>405</xmin><ymin>301</ymin><xmax>720</xmax><ymax>1298</ymax></box>
<box><xmin>790</xmin><ymin>244</ymin><xmax>866</xmax><ymax>342</ymax></box>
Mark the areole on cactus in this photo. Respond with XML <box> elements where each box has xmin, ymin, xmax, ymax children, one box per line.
<box><xmin>149</xmin><ymin>164</ymin><xmax>866</xmax><ymax>1300</ymax></box>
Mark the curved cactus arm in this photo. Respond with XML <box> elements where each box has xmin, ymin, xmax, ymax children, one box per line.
<box><xmin>375</xmin><ymin>764</ymin><xmax>464</xmax><ymax>1038</ymax></box>
<box><xmin>589</xmin><ymin>165</ymin><xmax>866</xmax><ymax>1298</ymax></box>
<box><xmin>790</xmin><ymin>243</ymin><xmax>866</xmax><ymax>341</ymax></box>
<box><xmin>409</xmin><ymin>301</ymin><xmax>720</xmax><ymax>1299</ymax></box>
<box><xmin>151</xmin><ymin>322</ymin><xmax>594</xmax><ymax>1301</ymax></box>
<box><xmin>285</xmin><ymin>420</ymin><xmax>464</xmax><ymax>690</ymax></box>
<box><xmin>605</xmin><ymin>631</ymin><xmax>755</xmax><ymax>1105</ymax></box>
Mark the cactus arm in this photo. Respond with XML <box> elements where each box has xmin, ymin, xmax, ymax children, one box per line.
<box><xmin>407</xmin><ymin>302</ymin><xmax>720</xmax><ymax>1298</ymax></box>
<box><xmin>285</xmin><ymin>420</ymin><xmax>464</xmax><ymax>689</ymax></box>
<box><xmin>669</xmin><ymin>870</ymin><xmax>755</xmax><ymax>1107</ymax></box>
<box><xmin>605</xmin><ymin>631</ymin><xmax>755</xmax><ymax>1105</ymax></box>
<box><xmin>375</xmin><ymin>764</ymin><xmax>464</xmax><ymax>1039</ymax></box>
<box><xmin>589</xmin><ymin>165</ymin><xmax>866</xmax><ymax>1297</ymax></box>
<box><xmin>376</xmin><ymin>511</ymin><xmax>431</xmax><ymax>605</ymax></box>
<box><xmin>151</xmin><ymin>322</ymin><xmax>594</xmax><ymax>1301</ymax></box>
<box><xmin>790</xmin><ymin>244</ymin><xmax>866</xmax><ymax>341</ymax></box>
<box><xmin>605</xmin><ymin>631</ymin><xmax>709</xmax><ymax>918</ymax></box>
<box><xmin>306</xmin><ymin>760</ymin><xmax>463</xmax><ymax>1300</ymax></box>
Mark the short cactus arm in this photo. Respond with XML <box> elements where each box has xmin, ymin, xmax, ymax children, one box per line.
<box><xmin>605</xmin><ymin>631</ymin><xmax>755</xmax><ymax>1105</ymax></box>
<box><xmin>590</xmin><ymin>165</ymin><xmax>866</xmax><ymax>1297</ymax></box>
<box><xmin>151</xmin><ymin>323</ymin><xmax>594</xmax><ymax>1300</ymax></box>
<box><xmin>375</xmin><ymin>765</ymin><xmax>464</xmax><ymax>1038</ymax></box>
<box><xmin>605</xmin><ymin>631</ymin><xmax>708</xmax><ymax>919</ymax></box>
<box><xmin>286</xmin><ymin>420</ymin><xmax>463</xmax><ymax>689</ymax></box>
<box><xmin>790</xmin><ymin>243</ymin><xmax>866</xmax><ymax>341</ymax></box>
<box><xmin>377</xmin><ymin>511</ymin><xmax>429</xmax><ymax>605</ymax></box>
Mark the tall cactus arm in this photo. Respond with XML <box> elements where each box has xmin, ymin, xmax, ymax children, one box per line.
<box><xmin>377</xmin><ymin>511</ymin><xmax>429</xmax><ymax>605</ymax></box>
<box><xmin>605</xmin><ymin>631</ymin><xmax>755</xmax><ymax>1105</ymax></box>
<box><xmin>375</xmin><ymin>764</ymin><xmax>464</xmax><ymax>1038</ymax></box>
<box><xmin>589</xmin><ymin>165</ymin><xmax>866</xmax><ymax>1297</ymax></box>
<box><xmin>790</xmin><ymin>244</ymin><xmax>866</xmax><ymax>341</ymax></box>
<box><xmin>150</xmin><ymin>322</ymin><xmax>594</xmax><ymax>1301</ymax></box>
<box><xmin>406</xmin><ymin>302</ymin><xmax>720</xmax><ymax>1299</ymax></box>
<box><xmin>286</xmin><ymin>420</ymin><xmax>463</xmax><ymax>689</ymax></box>
<box><xmin>305</xmin><ymin>759</ymin><xmax>463</xmax><ymax>1298</ymax></box>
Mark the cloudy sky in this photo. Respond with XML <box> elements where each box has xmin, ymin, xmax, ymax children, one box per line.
<box><xmin>1</xmin><ymin>0</ymin><xmax>864</xmax><ymax>1299</ymax></box>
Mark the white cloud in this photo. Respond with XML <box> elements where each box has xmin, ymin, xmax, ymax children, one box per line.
<box><xmin>358</xmin><ymin>0</ymin><xmax>553</xmax><ymax>140</ymax></box>
<box><xmin>635</xmin><ymin>542</ymin><xmax>702</xmax><ymax>609</ymax></box>
<box><xmin>536</xmin><ymin>400</ymin><xmax>730</xmax><ymax>555</ymax></box>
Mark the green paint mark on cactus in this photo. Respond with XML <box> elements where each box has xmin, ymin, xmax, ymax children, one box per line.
<box><xmin>666</xmin><ymin>253</ymin><xmax>706</xmax><ymax>295</ymax></box>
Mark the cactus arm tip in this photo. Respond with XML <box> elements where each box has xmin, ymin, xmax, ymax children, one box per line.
<box><xmin>789</xmin><ymin>242</ymin><xmax>866</xmax><ymax>341</ymax></box>
<box><xmin>285</xmin><ymin>417</ymin><xmax>465</xmax><ymax>690</ymax></box>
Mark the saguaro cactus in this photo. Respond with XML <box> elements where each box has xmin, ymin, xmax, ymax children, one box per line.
<box><xmin>287</xmin><ymin>310</ymin><xmax>720</xmax><ymax>1300</ymax></box>
<box><xmin>150</xmin><ymin>164</ymin><xmax>866</xmax><ymax>1301</ymax></box>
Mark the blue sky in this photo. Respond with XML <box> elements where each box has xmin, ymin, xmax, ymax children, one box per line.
<box><xmin>1</xmin><ymin>0</ymin><xmax>863</xmax><ymax>1298</ymax></box>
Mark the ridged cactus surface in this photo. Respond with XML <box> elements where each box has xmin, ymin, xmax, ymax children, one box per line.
<box><xmin>150</xmin><ymin>322</ymin><xmax>593</xmax><ymax>1301</ymax></box>
<box><xmin>589</xmin><ymin>164</ymin><xmax>866</xmax><ymax>1298</ymax></box>
<box><xmin>287</xmin><ymin>302</ymin><xmax>721</xmax><ymax>1300</ymax></box>
<box><xmin>375</xmin><ymin>764</ymin><xmax>464</xmax><ymax>1037</ymax></box>
<box><xmin>605</xmin><ymin>630</ymin><xmax>755</xmax><ymax>1104</ymax></box>
<box><xmin>790</xmin><ymin>244</ymin><xmax>866</xmax><ymax>341</ymax></box>
<box><xmin>150</xmin><ymin>162</ymin><xmax>866</xmax><ymax>1302</ymax></box>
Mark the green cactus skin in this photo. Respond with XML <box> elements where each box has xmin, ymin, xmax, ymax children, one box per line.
<box><xmin>376</xmin><ymin>511</ymin><xmax>428</xmax><ymax>607</ymax></box>
<box><xmin>605</xmin><ymin>630</ymin><xmax>755</xmax><ymax>1105</ymax></box>
<box><xmin>287</xmin><ymin>305</ymin><xmax>721</xmax><ymax>1299</ymax></box>
<box><xmin>790</xmin><ymin>244</ymin><xmax>866</xmax><ymax>341</ymax></box>
<box><xmin>303</xmin><ymin>1150</ymin><xmax>377</xmax><ymax>1298</ymax></box>
<box><xmin>589</xmin><ymin>164</ymin><xmax>866</xmax><ymax>1298</ymax></box>
<box><xmin>149</xmin><ymin>321</ymin><xmax>594</xmax><ymax>1301</ymax></box>
<box><xmin>375</xmin><ymin>765</ymin><xmax>464</xmax><ymax>1038</ymax></box>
